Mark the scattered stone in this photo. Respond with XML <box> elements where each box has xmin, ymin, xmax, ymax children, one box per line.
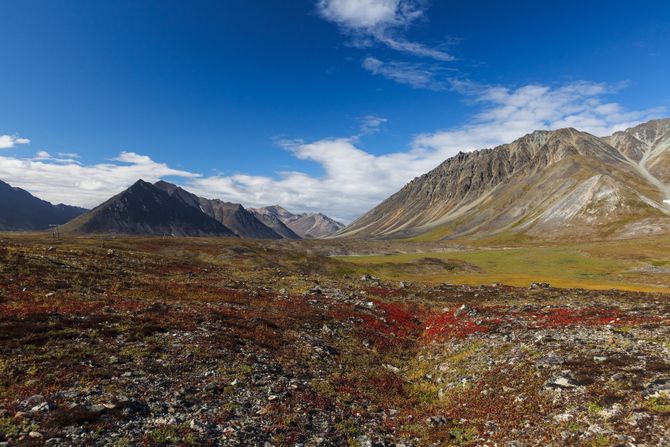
<box><xmin>546</xmin><ymin>374</ymin><xmax>578</xmax><ymax>389</ymax></box>
<box><xmin>427</xmin><ymin>415</ymin><xmax>449</xmax><ymax>426</ymax></box>
<box><xmin>645</xmin><ymin>377</ymin><xmax>670</xmax><ymax>397</ymax></box>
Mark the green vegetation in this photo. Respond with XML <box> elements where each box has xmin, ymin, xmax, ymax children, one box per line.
<box><xmin>340</xmin><ymin>235</ymin><xmax>670</xmax><ymax>292</ymax></box>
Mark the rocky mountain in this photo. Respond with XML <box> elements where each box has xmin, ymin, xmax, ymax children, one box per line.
<box><xmin>154</xmin><ymin>181</ymin><xmax>282</xmax><ymax>239</ymax></box>
<box><xmin>338</xmin><ymin>119</ymin><xmax>670</xmax><ymax>241</ymax></box>
<box><xmin>286</xmin><ymin>213</ymin><xmax>345</xmax><ymax>239</ymax></box>
<box><xmin>248</xmin><ymin>207</ymin><xmax>301</xmax><ymax>239</ymax></box>
<box><xmin>0</xmin><ymin>179</ymin><xmax>86</xmax><ymax>231</ymax></box>
<box><xmin>63</xmin><ymin>180</ymin><xmax>236</xmax><ymax>237</ymax></box>
<box><xmin>251</xmin><ymin>205</ymin><xmax>345</xmax><ymax>239</ymax></box>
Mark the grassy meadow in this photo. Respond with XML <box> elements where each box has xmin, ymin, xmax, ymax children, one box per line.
<box><xmin>339</xmin><ymin>234</ymin><xmax>670</xmax><ymax>293</ymax></box>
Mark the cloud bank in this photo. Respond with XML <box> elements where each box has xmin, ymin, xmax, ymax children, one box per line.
<box><xmin>0</xmin><ymin>81</ymin><xmax>662</xmax><ymax>222</ymax></box>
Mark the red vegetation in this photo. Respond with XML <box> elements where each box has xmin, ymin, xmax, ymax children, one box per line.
<box><xmin>422</xmin><ymin>307</ymin><xmax>500</xmax><ymax>340</ymax></box>
<box><xmin>527</xmin><ymin>306</ymin><xmax>664</xmax><ymax>329</ymax></box>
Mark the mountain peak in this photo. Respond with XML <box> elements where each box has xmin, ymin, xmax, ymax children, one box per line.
<box><xmin>338</xmin><ymin>119</ymin><xmax>670</xmax><ymax>241</ymax></box>
<box><xmin>0</xmin><ymin>178</ymin><xmax>87</xmax><ymax>231</ymax></box>
<box><xmin>63</xmin><ymin>181</ymin><xmax>236</xmax><ymax>237</ymax></box>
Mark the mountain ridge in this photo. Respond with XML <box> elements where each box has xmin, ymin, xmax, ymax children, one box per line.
<box><xmin>336</xmin><ymin>119</ymin><xmax>670</xmax><ymax>241</ymax></box>
<box><xmin>154</xmin><ymin>181</ymin><xmax>282</xmax><ymax>239</ymax></box>
<box><xmin>62</xmin><ymin>180</ymin><xmax>237</xmax><ymax>237</ymax></box>
<box><xmin>251</xmin><ymin>205</ymin><xmax>345</xmax><ymax>239</ymax></box>
<box><xmin>0</xmin><ymin>179</ymin><xmax>87</xmax><ymax>231</ymax></box>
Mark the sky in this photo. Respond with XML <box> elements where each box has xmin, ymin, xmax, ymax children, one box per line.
<box><xmin>1</xmin><ymin>0</ymin><xmax>669</xmax><ymax>222</ymax></box>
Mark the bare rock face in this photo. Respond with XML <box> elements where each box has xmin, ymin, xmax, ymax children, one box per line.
<box><xmin>338</xmin><ymin>119</ymin><xmax>670</xmax><ymax>240</ymax></box>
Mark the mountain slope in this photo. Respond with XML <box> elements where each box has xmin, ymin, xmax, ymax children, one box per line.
<box><xmin>154</xmin><ymin>181</ymin><xmax>282</xmax><ymax>239</ymax></box>
<box><xmin>248</xmin><ymin>207</ymin><xmax>301</xmax><ymax>239</ymax></box>
<box><xmin>285</xmin><ymin>213</ymin><xmax>345</xmax><ymax>239</ymax></box>
<box><xmin>0</xmin><ymin>179</ymin><xmax>86</xmax><ymax>231</ymax></box>
<box><xmin>251</xmin><ymin>205</ymin><xmax>344</xmax><ymax>239</ymax></box>
<box><xmin>338</xmin><ymin>120</ymin><xmax>670</xmax><ymax>241</ymax></box>
<box><xmin>63</xmin><ymin>180</ymin><xmax>236</xmax><ymax>237</ymax></box>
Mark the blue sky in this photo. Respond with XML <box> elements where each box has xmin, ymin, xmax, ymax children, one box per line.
<box><xmin>1</xmin><ymin>0</ymin><xmax>669</xmax><ymax>221</ymax></box>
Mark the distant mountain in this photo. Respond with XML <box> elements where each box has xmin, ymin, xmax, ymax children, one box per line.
<box><xmin>63</xmin><ymin>180</ymin><xmax>236</xmax><ymax>237</ymax></box>
<box><xmin>337</xmin><ymin>119</ymin><xmax>670</xmax><ymax>241</ymax></box>
<box><xmin>251</xmin><ymin>205</ymin><xmax>345</xmax><ymax>239</ymax></box>
<box><xmin>248</xmin><ymin>207</ymin><xmax>301</xmax><ymax>239</ymax></box>
<box><xmin>286</xmin><ymin>213</ymin><xmax>345</xmax><ymax>239</ymax></box>
<box><xmin>254</xmin><ymin>205</ymin><xmax>296</xmax><ymax>222</ymax></box>
<box><xmin>0</xmin><ymin>179</ymin><xmax>86</xmax><ymax>231</ymax></box>
<box><xmin>154</xmin><ymin>181</ymin><xmax>282</xmax><ymax>239</ymax></box>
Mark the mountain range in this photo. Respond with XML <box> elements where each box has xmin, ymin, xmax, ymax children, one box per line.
<box><xmin>61</xmin><ymin>180</ymin><xmax>237</xmax><ymax>237</ymax></box>
<box><xmin>250</xmin><ymin>205</ymin><xmax>345</xmax><ymax>239</ymax></box>
<box><xmin>3</xmin><ymin>118</ymin><xmax>669</xmax><ymax>241</ymax></box>
<box><xmin>337</xmin><ymin>119</ymin><xmax>670</xmax><ymax>241</ymax></box>
<box><xmin>0</xmin><ymin>179</ymin><xmax>86</xmax><ymax>231</ymax></box>
<box><xmin>57</xmin><ymin>180</ymin><xmax>344</xmax><ymax>239</ymax></box>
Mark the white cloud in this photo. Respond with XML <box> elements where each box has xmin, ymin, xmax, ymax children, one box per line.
<box><xmin>362</xmin><ymin>56</ymin><xmax>447</xmax><ymax>90</ymax></box>
<box><xmin>0</xmin><ymin>135</ymin><xmax>30</xmax><ymax>149</ymax></box>
<box><xmin>414</xmin><ymin>82</ymin><xmax>665</xmax><ymax>155</ymax></box>
<box><xmin>183</xmin><ymin>81</ymin><xmax>664</xmax><ymax>222</ymax></box>
<box><xmin>318</xmin><ymin>0</ymin><xmax>453</xmax><ymax>61</ymax></box>
<box><xmin>0</xmin><ymin>151</ymin><xmax>199</xmax><ymax>208</ymax></box>
<box><xmin>0</xmin><ymin>82</ymin><xmax>664</xmax><ymax>221</ymax></box>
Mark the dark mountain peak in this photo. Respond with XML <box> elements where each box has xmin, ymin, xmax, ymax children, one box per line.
<box><xmin>63</xmin><ymin>180</ymin><xmax>236</xmax><ymax>237</ymax></box>
<box><xmin>0</xmin><ymin>178</ymin><xmax>87</xmax><ymax>231</ymax></box>
<box><xmin>154</xmin><ymin>180</ymin><xmax>179</xmax><ymax>194</ymax></box>
<box><xmin>128</xmin><ymin>179</ymin><xmax>153</xmax><ymax>190</ymax></box>
<box><xmin>154</xmin><ymin>181</ymin><xmax>282</xmax><ymax>239</ymax></box>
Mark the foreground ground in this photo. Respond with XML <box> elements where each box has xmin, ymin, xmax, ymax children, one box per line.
<box><xmin>0</xmin><ymin>235</ymin><xmax>669</xmax><ymax>446</ymax></box>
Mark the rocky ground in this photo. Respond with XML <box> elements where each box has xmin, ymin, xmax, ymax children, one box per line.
<box><xmin>0</xmin><ymin>236</ymin><xmax>668</xmax><ymax>446</ymax></box>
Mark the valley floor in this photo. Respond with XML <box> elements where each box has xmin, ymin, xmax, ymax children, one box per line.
<box><xmin>0</xmin><ymin>235</ymin><xmax>668</xmax><ymax>446</ymax></box>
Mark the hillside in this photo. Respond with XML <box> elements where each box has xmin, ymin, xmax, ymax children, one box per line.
<box><xmin>338</xmin><ymin>120</ymin><xmax>670</xmax><ymax>241</ymax></box>
<box><xmin>0</xmin><ymin>179</ymin><xmax>86</xmax><ymax>231</ymax></box>
<box><xmin>154</xmin><ymin>181</ymin><xmax>282</xmax><ymax>239</ymax></box>
<box><xmin>62</xmin><ymin>180</ymin><xmax>236</xmax><ymax>237</ymax></box>
<box><xmin>248</xmin><ymin>207</ymin><xmax>301</xmax><ymax>239</ymax></box>
<box><xmin>252</xmin><ymin>205</ymin><xmax>345</xmax><ymax>238</ymax></box>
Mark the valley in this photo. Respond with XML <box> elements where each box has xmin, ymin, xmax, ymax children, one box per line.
<box><xmin>0</xmin><ymin>234</ymin><xmax>668</xmax><ymax>446</ymax></box>
<box><xmin>339</xmin><ymin>234</ymin><xmax>670</xmax><ymax>293</ymax></box>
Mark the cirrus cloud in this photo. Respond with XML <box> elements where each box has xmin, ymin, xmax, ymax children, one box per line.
<box><xmin>318</xmin><ymin>0</ymin><xmax>453</xmax><ymax>61</ymax></box>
